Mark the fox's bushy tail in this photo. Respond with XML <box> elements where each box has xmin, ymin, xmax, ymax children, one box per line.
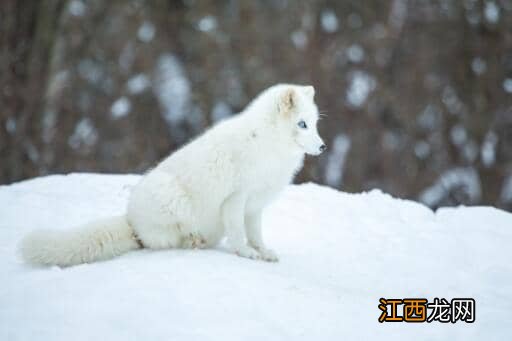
<box><xmin>19</xmin><ymin>216</ymin><xmax>141</xmax><ymax>267</ymax></box>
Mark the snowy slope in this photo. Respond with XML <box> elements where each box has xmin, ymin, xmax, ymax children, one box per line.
<box><xmin>0</xmin><ymin>174</ymin><xmax>511</xmax><ymax>340</ymax></box>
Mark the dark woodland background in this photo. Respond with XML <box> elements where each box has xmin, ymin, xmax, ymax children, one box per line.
<box><xmin>1</xmin><ymin>0</ymin><xmax>512</xmax><ymax>210</ymax></box>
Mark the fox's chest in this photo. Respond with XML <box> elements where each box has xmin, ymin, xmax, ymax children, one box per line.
<box><xmin>241</xmin><ymin>155</ymin><xmax>301</xmax><ymax>213</ymax></box>
<box><xmin>242</xmin><ymin>152</ymin><xmax>303</xmax><ymax>189</ymax></box>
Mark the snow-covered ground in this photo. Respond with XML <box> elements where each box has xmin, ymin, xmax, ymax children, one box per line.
<box><xmin>1</xmin><ymin>174</ymin><xmax>511</xmax><ymax>340</ymax></box>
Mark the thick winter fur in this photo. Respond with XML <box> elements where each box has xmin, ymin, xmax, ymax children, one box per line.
<box><xmin>20</xmin><ymin>84</ymin><xmax>325</xmax><ymax>266</ymax></box>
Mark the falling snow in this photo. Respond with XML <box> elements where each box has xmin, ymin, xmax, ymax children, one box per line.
<box><xmin>503</xmin><ymin>78</ymin><xmax>512</xmax><ymax>93</ymax></box>
<box><xmin>450</xmin><ymin>124</ymin><xmax>467</xmax><ymax>147</ymax></box>
<box><xmin>484</xmin><ymin>1</ymin><xmax>500</xmax><ymax>24</ymax></box>
<box><xmin>110</xmin><ymin>97</ymin><xmax>131</xmax><ymax>119</ymax></box>
<box><xmin>481</xmin><ymin>131</ymin><xmax>498</xmax><ymax>168</ymax></box>
<box><xmin>414</xmin><ymin>140</ymin><xmax>430</xmax><ymax>160</ymax></box>
<box><xmin>346</xmin><ymin>71</ymin><xmax>376</xmax><ymax>107</ymax></box>
<box><xmin>78</xmin><ymin>59</ymin><xmax>103</xmax><ymax>84</ymax></box>
<box><xmin>211</xmin><ymin>101</ymin><xmax>232</xmax><ymax>122</ymax></box>
<box><xmin>325</xmin><ymin>134</ymin><xmax>351</xmax><ymax>187</ymax></box>
<box><xmin>417</xmin><ymin>104</ymin><xmax>442</xmax><ymax>131</ymax></box>
<box><xmin>346</xmin><ymin>44</ymin><xmax>365</xmax><ymax>63</ymax></box>
<box><xmin>153</xmin><ymin>54</ymin><xmax>191</xmax><ymax>126</ymax></box>
<box><xmin>463</xmin><ymin>139</ymin><xmax>479</xmax><ymax>163</ymax></box>
<box><xmin>389</xmin><ymin>0</ymin><xmax>407</xmax><ymax>30</ymax></box>
<box><xmin>291</xmin><ymin>30</ymin><xmax>308</xmax><ymax>49</ymax></box>
<box><xmin>137</xmin><ymin>21</ymin><xmax>156</xmax><ymax>42</ymax></box>
<box><xmin>442</xmin><ymin>85</ymin><xmax>464</xmax><ymax>115</ymax></box>
<box><xmin>68</xmin><ymin>0</ymin><xmax>85</xmax><ymax>17</ymax></box>
<box><xmin>471</xmin><ymin>57</ymin><xmax>487</xmax><ymax>75</ymax></box>
<box><xmin>197</xmin><ymin>15</ymin><xmax>217</xmax><ymax>32</ymax></box>
<box><xmin>5</xmin><ymin>117</ymin><xmax>16</xmax><ymax>134</ymax></box>
<box><xmin>321</xmin><ymin>10</ymin><xmax>339</xmax><ymax>33</ymax></box>
<box><xmin>68</xmin><ymin>118</ymin><xmax>98</xmax><ymax>150</ymax></box>
<box><xmin>126</xmin><ymin>74</ymin><xmax>151</xmax><ymax>94</ymax></box>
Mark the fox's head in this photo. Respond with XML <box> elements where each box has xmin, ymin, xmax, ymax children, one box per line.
<box><xmin>276</xmin><ymin>85</ymin><xmax>326</xmax><ymax>156</ymax></box>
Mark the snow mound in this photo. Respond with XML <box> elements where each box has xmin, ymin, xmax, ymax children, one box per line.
<box><xmin>0</xmin><ymin>174</ymin><xmax>511</xmax><ymax>340</ymax></box>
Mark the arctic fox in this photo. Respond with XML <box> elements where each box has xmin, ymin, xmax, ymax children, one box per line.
<box><xmin>20</xmin><ymin>84</ymin><xmax>326</xmax><ymax>266</ymax></box>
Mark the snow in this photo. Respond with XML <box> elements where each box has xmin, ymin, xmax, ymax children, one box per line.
<box><xmin>68</xmin><ymin>0</ymin><xmax>86</xmax><ymax>17</ymax></box>
<box><xmin>346</xmin><ymin>71</ymin><xmax>376</xmax><ymax>107</ymax></box>
<box><xmin>414</xmin><ymin>140</ymin><xmax>430</xmax><ymax>159</ymax></box>
<box><xmin>291</xmin><ymin>30</ymin><xmax>308</xmax><ymax>49</ymax></box>
<box><xmin>324</xmin><ymin>134</ymin><xmax>351</xmax><ymax>187</ymax></box>
<box><xmin>481</xmin><ymin>131</ymin><xmax>498</xmax><ymax>167</ymax></box>
<box><xmin>211</xmin><ymin>101</ymin><xmax>233</xmax><ymax>122</ymax></box>
<box><xmin>442</xmin><ymin>86</ymin><xmax>464</xmax><ymax>115</ymax></box>
<box><xmin>320</xmin><ymin>10</ymin><xmax>339</xmax><ymax>33</ymax></box>
<box><xmin>197</xmin><ymin>15</ymin><xmax>217</xmax><ymax>32</ymax></box>
<box><xmin>471</xmin><ymin>57</ymin><xmax>487</xmax><ymax>75</ymax></box>
<box><xmin>68</xmin><ymin>118</ymin><xmax>98</xmax><ymax>149</ymax></box>
<box><xmin>78</xmin><ymin>59</ymin><xmax>103</xmax><ymax>84</ymax></box>
<box><xmin>110</xmin><ymin>97</ymin><xmax>131</xmax><ymax>119</ymax></box>
<box><xmin>1</xmin><ymin>174</ymin><xmax>511</xmax><ymax>340</ymax></box>
<box><xmin>484</xmin><ymin>1</ymin><xmax>500</xmax><ymax>24</ymax></box>
<box><xmin>126</xmin><ymin>74</ymin><xmax>151</xmax><ymax>95</ymax></box>
<box><xmin>417</xmin><ymin>104</ymin><xmax>442</xmax><ymax>131</ymax></box>
<box><xmin>5</xmin><ymin>117</ymin><xmax>16</xmax><ymax>134</ymax></box>
<box><xmin>503</xmin><ymin>78</ymin><xmax>512</xmax><ymax>93</ymax></box>
<box><xmin>450</xmin><ymin>124</ymin><xmax>467</xmax><ymax>147</ymax></box>
<box><xmin>137</xmin><ymin>21</ymin><xmax>156</xmax><ymax>43</ymax></box>
<box><xmin>382</xmin><ymin>131</ymin><xmax>400</xmax><ymax>150</ymax></box>
<box><xmin>389</xmin><ymin>0</ymin><xmax>407</xmax><ymax>30</ymax></box>
<box><xmin>419</xmin><ymin>167</ymin><xmax>481</xmax><ymax>207</ymax></box>
<box><xmin>463</xmin><ymin>139</ymin><xmax>479</xmax><ymax>163</ymax></box>
<box><xmin>346</xmin><ymin>44</ymin><xmax>365</xmax><ymax>63</ymax></box>
<box><xmin>153</xmin><ymin>54</ymin><xmax>191</xmax><ymax>126</ymax></box>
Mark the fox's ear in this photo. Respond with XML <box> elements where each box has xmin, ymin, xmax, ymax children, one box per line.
<box><xmin>304</xmin><ymin>85</ymin><xmax>315</xmax><ymax>98</ymax></box>
<box><xmin>278</xmin><ymin>88</ymin><xmax>297</xmax><ymax>115</ymax></box>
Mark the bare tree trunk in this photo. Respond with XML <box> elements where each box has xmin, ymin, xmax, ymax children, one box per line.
<box><xmin>0</xmin><ymin>0</ymin><xmax>66</xmax><ymax>182</ymax></box>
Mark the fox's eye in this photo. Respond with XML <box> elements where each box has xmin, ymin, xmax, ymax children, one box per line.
<box><xmin>297</xmin><ymin>120</ymin><xmax>307</xmax><ymax>129</ymax></box>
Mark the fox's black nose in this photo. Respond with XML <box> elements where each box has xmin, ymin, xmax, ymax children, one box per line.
<box><xmin>319</xmin><ymin>144</ymin><xmax>327</xmax><ymax>153</ymax></box>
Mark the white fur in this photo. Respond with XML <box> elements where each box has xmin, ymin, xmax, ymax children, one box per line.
<box><xmin>20</xmin><ymin>84</ymin><xmax>325</xmax><ymax>266</ymax></box>
<box><xmin>20</xmin><ymin>216</ymin><xmax>140</xmax><ymax>266</ymax></box>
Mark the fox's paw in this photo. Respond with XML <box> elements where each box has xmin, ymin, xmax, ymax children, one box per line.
<box><xmin>256</xmin><ymin>247</ymin><xmax>279</xmax><ymax>262</ymax></box>
<box><xmin>234</xmin><ymin>245</ymin><xmax>261</xmax><ymax>260</ymax></box>
<box><xmin>182</xmin><ymin>233</ymin><xmax>207</xmax><ymax>249</ymax></box>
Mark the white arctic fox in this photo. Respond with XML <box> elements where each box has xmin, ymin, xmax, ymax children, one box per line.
<box><xmin>20</xmin><ymin>84</ymin><xmax>325</xmax><ymax>266</ymax></box>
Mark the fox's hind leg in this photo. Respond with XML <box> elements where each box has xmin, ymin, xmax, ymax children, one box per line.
<box><xmin>127</xmin><ymin>170</ymin><xmax>194</xmax><ymax>250</ymax></box>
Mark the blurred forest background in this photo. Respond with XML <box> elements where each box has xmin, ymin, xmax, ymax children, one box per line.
<box><xmin>1</xmin><ymin>0</ymin><xmax>512</xmax><ymax>210</ymax></box>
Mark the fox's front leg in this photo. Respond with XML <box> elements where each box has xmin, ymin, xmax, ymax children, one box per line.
<box><xmin>222</xmin><ymin>192</ymin><xmax>260</xmax><ymax>260</ymax></box>
<box><xmin>245</xmin><ymin>210</ymin><xmax>278</xmax><ymax>262</ymax></box>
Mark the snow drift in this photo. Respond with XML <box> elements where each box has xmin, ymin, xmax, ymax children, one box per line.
<box><xmin>0</xmin><ymin>174</ymin><xmax>511</xmax><ymax>340</ymax></box>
